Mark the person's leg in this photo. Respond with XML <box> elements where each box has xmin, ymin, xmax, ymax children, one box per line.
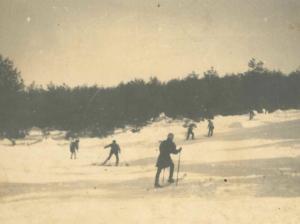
<box><xmin>211</xmin><ymin>129</ymin><xmax>214</xmax><ymax>136</ymax></box>
<box><xmin>192</xmin><ymin>131</ymin><xmax>195</xmax><ymax>139</ymax></box>
<box><xmin>155</xmin><ymin>167</ymin><xmax>162</xmax><ymax>187</ymax></box>
<box><xmin>102</xmin><ymin>151</ymin><xmax>113</xmax><ymax>165</ymax></box>
<box><xmin>186</xmin><ymin>132</ymin><xmax>189</xmax><ymax>140</ymax></box>
<box><xmin>74</xmin><ymin>151</ymin><xmax>76</xmax><ymax>159</ymax></box>
<box><xmin>115</xmin><ymin>153</ymin><xmax>119</xmax><ymax>166</ymax></box>
<box><xmin>168</xmin><ymin>163</ymin><xmax>175</xmax><ymax>182</ymax></box>
<box><xmin>188</xmin><ymin>131</ymin><xmax>192</xmax><ymax>140</ymax></box>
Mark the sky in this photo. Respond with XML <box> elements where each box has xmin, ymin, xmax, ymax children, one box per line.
<box><xmin>0</xmin><ymin>0</ymin><xmax>300</xmax><ymax>87</ymax></box>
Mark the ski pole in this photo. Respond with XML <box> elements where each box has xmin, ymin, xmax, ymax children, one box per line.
<box><xmin>176</xmin><ymin>151</ymin><xmax>181</xmax><ymax>186</ymax></box>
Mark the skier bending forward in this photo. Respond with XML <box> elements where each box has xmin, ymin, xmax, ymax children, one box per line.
<box><xmin>102</xmin><ymin>140</ymin><xmax>121</xmax><ymax>166</ymax></box>
<box><xmin>154</xmin><ymin>133</ymin><xmax>182</xmax><ymax>188</ymax></box>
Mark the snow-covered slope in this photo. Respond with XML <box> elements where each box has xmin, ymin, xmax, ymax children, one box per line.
<box><xmin>1</xmin><ymin>110</ymin><xmax>300</xmax><ymax>224</ymax></box>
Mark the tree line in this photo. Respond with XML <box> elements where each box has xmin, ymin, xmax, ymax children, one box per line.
<box><xmin>1</xmin><ymin>55</ymin><xmax>300</xmax><ymax>139</ymax></box>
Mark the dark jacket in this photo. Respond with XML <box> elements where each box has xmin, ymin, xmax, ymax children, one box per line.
<box><xmin>105</xmin><ymin>143</ymin><xmax>121</xmax><ymax>154</ymax></box>
<box><xmin>70</xmin><ymin>141</ymin><xmax>79</xmax><ymax>152</ymax></box>
<box><xmin>188</xmin><ymin>126</ymin><xmax>194</xmax><ymax>133</ymax></box>
<box><xmin>208</xmin><ymin>121</ymin><xmax>214</xmax><ymax>129</ymax></box>
<box><xmin>156</xmin><ymin>139</ymin><xmax>180</xmax><ymax>168</ymax></box>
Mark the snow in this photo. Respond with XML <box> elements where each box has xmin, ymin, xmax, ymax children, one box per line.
<box><xmin>1</xmin><ymin>110</ymin><xmax>300</xmax><ymax>223</ymax></box>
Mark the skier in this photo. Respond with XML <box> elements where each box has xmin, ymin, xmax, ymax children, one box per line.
<box><xmin>70</xmin><ymin>138</ymin><xmax>79</xmax><ymax>159</ymax></box>
<box><xmin>249</xmin><ymin>110</ymin><xmax>255</xmax><ymax>120</ymax></box>
<box><xmin>186</xmin><ymin>123</ymin><xmax>196</xmax><ymax>140</ymax></box>
<box><xmin>102</xmin><ymin>140</ymin><xmax>121</xmax><ymax>166</ymax></box>
<box><xmin>207</xmin><ymin>119</ymin><xmax>214</xmax><ymax>137</ymax></box>
<box><xmin>154</xmin><ymin>133</ymin><xmax>182</xmax><ymax>188</ymax></box>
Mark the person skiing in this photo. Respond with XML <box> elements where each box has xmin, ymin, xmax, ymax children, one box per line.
<box><xmin>186</xmin><ymin>123</ymin><xmax>196</xmax><ymax>140</ymax></box>
<box><xmin>207</xmin><ymin>119</ymin><xmax>214</xmax><ymax>137</ymax></box>
<box><xmin>249</xmin><ymin>110</ymin><xmax>255</xmax><ymax>120</ymax></box>
<box><xmin>70</xmin><ymin>138</ymin><xmax>79</xmax><ymax>159</ymax></box>
<box><xmin>154</xmin><ymin>133</ymin><xmax>182</xmax><ymax>188</ymax></box>
<box><xmin>102</xmin><ymin>140</ymin><xmax>121</xmax><ymax>166</ymax></box>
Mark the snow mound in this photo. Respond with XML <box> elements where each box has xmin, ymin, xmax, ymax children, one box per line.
<box><xmin>228</xmin><ymin>122</ymin><xmax>244</xmax><ymax>129</ymax></box>
<box><xmin>27</xmin><ymin>127</ymin><xmax>43</xmax><ymax>137</ymax></box>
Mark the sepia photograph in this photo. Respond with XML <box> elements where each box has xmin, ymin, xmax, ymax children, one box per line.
<box><xmin>1</xmin><ymin>0</ymin><xmax>300</xmax><ymax>223</ymax></box>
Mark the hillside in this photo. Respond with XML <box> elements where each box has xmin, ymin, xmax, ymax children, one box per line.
<box><xmin>1</xmin><ymin>110</ymin><xmax>300</xmax><ymax>224</ymax></box>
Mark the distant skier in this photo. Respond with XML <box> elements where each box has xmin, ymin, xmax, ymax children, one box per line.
<box><xmin>186</xmin><ymin>123</ymin><xmax>196</xmax><ymax>140</ymax></box>
<box><xmin>207</xmin><ymin>119</ymin><xmax>214</xmax><ymax>137</ymax></box>
<box><xmin>154</xmin><ymin>133</ymin><xmax>182</xmax><ymax>188</ymax></box>
<box><xmin>262</xmin><ymin>108</ymin><xmax>268</xmax><ymax>114</ymax></box>
<box><xmin>249</xmin><ymin>110</ymin><xmax>255</xmax><ymax>120</ymax></box>
<box><xmin>102</xmin><ymin>140</ymin><xmax>121</xmax><ymax>166</ymax></box>
<box><xmin>70</xmin><ymin>138</ymin><xmax>80</xmax><ymax>159</ymax></box>
<box><xmin>42</xmin><ymin>129</ymin><xmax>50</xmax><ymax>139</ymax></box>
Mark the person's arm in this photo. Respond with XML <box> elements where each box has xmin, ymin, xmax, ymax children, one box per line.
<box><xmin>118</xmin><ymin>145</ymin><xmax>121</xmax><ymax>153</ymax></box>
<box><xmin>176</xmin><ymin>147</ymin><xmax>182</xmax><ymax>154</ymax></box>
<box><xmin>171</xmin><ymin>143</ymin><xmax>182</xmax><ymax>154</ymax></box>
<box><xmin>104</xmin><ymin>144</ymin><xmax>112</xmax><ymax>149</ymax></box>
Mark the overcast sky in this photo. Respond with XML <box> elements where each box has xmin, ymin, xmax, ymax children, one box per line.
<box><xmin>1</xmin><ymin>0</ymin><xmax>300</xmax><ymax>86</ymax></box>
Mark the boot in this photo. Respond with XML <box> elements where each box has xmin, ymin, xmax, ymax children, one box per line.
<box><xmin>154</xmin><ymin>183</ymin><xmax>162</xmax><ymax>188</ymax></box>
<box><xmin>168</xmin><ymin>178</ymin><xmax>175</xmax><ymax>184</ymax></box>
